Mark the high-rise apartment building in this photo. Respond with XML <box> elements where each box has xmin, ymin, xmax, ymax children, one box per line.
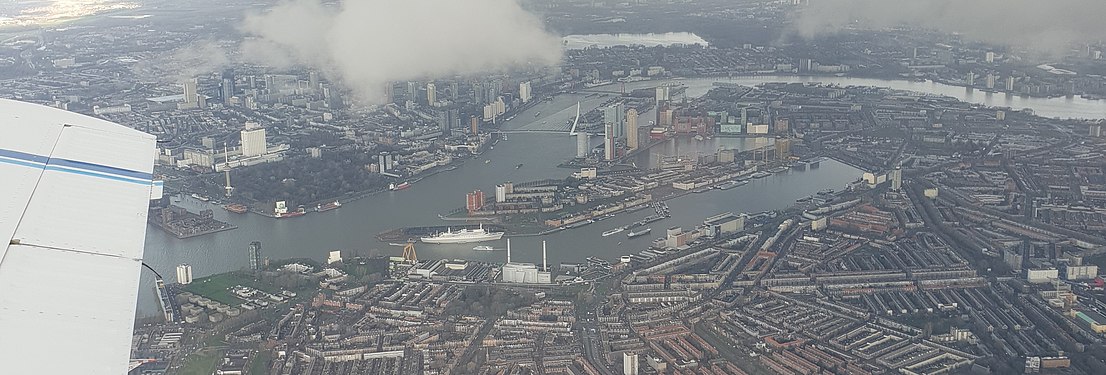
<box><xmin>248</xmin><ymin>241</ymin><xmax>263</xmax><ymax>271</ymax></box>
<box><xmin>182</xmin><ymin>78</ymin><xmax>198</xmax><ymax>104</ymax></box>
<box><xmin>175</xmin><ymin>264</ymin><xmax>193</xmax><ymax>285</ymax></box>
<box><xmin>240</xmin><ymin>123</ymin><xmax>267</xmax><ymax>158</ymax></box>
<box><xmin>519</xmin><ymin>81</ymin><xmax>532</xmax><ymax>103</ymax></box>
<box><xmin>623</xmin><ymin>352</ymin><xmax>639</xmax><ymax>375</ymax></box>
<box><xmin>626</xmin><ymin>108</ymin><xmax>639</xmax><ymax>150</ymax></box>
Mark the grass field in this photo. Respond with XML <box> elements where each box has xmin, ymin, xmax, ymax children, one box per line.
<box><xmin>249</xmin><ymin>350</ymin><xmax>271</xmax><ymax>375</ymax></box>
<box><xmin>184</xmin><ymin>272</ymin><xmax>254</xmax><ymax>305</ymax></box>
<box><xmin>177</xmin><ymin>349</ymin><xmax>221</xmax><ymax>375</ymax></box>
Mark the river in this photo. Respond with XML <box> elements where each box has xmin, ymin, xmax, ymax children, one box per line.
<box><xmin>136</xmin><ymin>75</ymin><xmax>1105</xmax><ymax>314</ymax></box>
<box><xmin>649</xmin><ymin>75</ymin><xmax>1106</xmax><ymax>120</ymax></box>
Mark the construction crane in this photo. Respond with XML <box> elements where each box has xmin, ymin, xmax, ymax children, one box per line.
<box><xmin>388</xmin><ymin>241</ymin><xmax>418</xmax><ymax>263</ymax></box>
<box><xmin>402</xmin><ymin>241</ymin><xmax>417</xmax><ymax>263</ymax></box>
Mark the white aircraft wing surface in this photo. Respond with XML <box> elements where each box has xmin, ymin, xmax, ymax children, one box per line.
<box><xmin>0</xmin><ymin>99</ymin><xmax>157</xmax><ymax>374</ymax></box>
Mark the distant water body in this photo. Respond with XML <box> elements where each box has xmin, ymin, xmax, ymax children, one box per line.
<box><xmin>562</xmin><ymin>32</ymin><xmax>708</xmax><ymax>49</ymax></box>
<box><xmin>654</xmin><ymin>76</ymin><xmax>1106</xmax><ymax>120</ymax></box>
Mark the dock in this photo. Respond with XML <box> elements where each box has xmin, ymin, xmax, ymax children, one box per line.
<box><xmin>150</xmin><ymin>205</ymin><xmax>237</xmax><ymax>239</ymax></box>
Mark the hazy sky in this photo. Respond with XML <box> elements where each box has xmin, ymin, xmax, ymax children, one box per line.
<box><xmin>239</xmin><ymin>0</ymin><xmax>562</xmax><ymax>103</ymax></box>
<box><xmin>791</xmin><ymin>0</ymin><xmax>1106</xmax><ymax>55</ymax></box>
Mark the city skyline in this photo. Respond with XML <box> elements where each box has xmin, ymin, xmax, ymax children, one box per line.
<box><xmin>2</xmin><ymin>0</ymin><xmax>1106</xmax><ymax>374</ymax></box>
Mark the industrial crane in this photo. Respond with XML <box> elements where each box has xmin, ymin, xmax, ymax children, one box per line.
<box><xmin>388</xmin><ymin>240</ymin><xmax>418</xmax><ymax>263</ymax></box>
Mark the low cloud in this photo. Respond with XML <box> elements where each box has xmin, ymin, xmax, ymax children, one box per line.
<box><xmin>132</xmin><ymin>40</ymin><xmax>232</xmax><ymax>83</ymax></box>
<box><xmin>239</xmin><ymin>0</ymin><xmax>563</xmax><ymax>103</ymax></box>
<box><xmin>790</xmin><ymin>0</ymin><xmax>1106</xmax><ymax>55</ymax></box>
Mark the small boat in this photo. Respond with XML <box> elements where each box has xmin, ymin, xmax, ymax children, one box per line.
<box><xmin>516</xmin><ymin>163</ymin><xmax>524</xmax><ymax>169</ymax></box>
<box><xmin>717</xmin><ymin>181</ymin><xmax>741</xmax><ymax>190</ymax></box>
<box><xmin>473</xmin><ymin>245</ymin><xmax>495</xmax><ymax>251</ymax></box>
<box><xmin>390</xmin><ymin>182</ymin><xmax>412</xmax><ymax>191</ymax></box>
<box><xmin>224</xmin><ymin>203</ymin><xmax>248</xmax><ymax>214</ymax></box>
<box><xmin>627</xmin><ymin>228</ymin><xmax>652</xmax><ymax>238</ymax></box>
<box><xmin>602</xmin><ymin>226</ymin><xmax>626</xmax><ymax>237</ymax></box>
<box><xmin>277</xmin><ymin>209</ymin><xmax>305</xmax><ymax>219</ymax></box>
<box><xmin>316</xmin><ymin>201</ymin><xmax>341</xmax><ymax>212</ymax></box>
<box><xmin>485</xmin><ymin>160</ymin><xmax>491</xmax><ymax>164</ymax></box>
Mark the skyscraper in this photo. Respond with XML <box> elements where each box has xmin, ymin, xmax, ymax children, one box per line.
<box><xmin>406</xmin><ymin>81</ymin><xmax>418</xmax><ymax>102</ymax></box>
<box><xmin>655</xmin><ymin>86</ymin><xmax>670</xmax><ymax>103</ymax></box>
<box><xmin>377</xmin><ymin>152</ymin><xmax>394</xmax><ymax>172</ymax></box>
<box><xmin>604</xmin><ymin>121</ymin><xmax>615</xmax><ymax>161</ymax></box>
<box><xmin>438</xmin><ymin>108</ymin><xmax>458</xmax><ymax>134</ymax></box>
<box><xmin>472</xmin><ymin>81</ymin><xmax>484</xmax><ymax>103</ymax></box>
<box><xmin>308</xmin><ymin>71</ymin><xmax>319</xmax><ymax>92</ymax></box>
<box><xmin>175</xmin><ymin>264</ymin><xmax>193</xmax><ymax>285</ymax></box>
<box><xmin>626</xmin><ymin>108</ymin><xmax>639</xmax><ymax>150</ymax></box>
<box><xmin>437</xmin><ymin>110</ymin><xmax>450</xmax><ymax>134</ymax></box>
<box><xmin>240</xmin><ymin>122</ymin><xmax>267</xmax><ymax>158</ymax></box>
<box><xmin>450</xmin><ymin>108</ymin><xmax>461</xmax><ymax>132</ymax></box>
<box><xmin>577</xmin><ymin>131</ymin><xmax>588</xmax><ymax>159</ymax></box>
<box><xmin>426</xmin><ymin>82</ymin><xmax>436</xmax><ymax>105</ymax></box>
<box><xmin>774</xmin><ymin>137</ymin><xmax>791</xmax><ymax>160</ymax></box>
<box><xmin>604</xmin><ymin>103</ymin><xmax>625</xmax><ymax>139</ymax></box>
<box><xmin>182</xmin><ymin>78</ymin><xmax>198</xmax><ymax>104</ymax></box>
<box><xmin>248</xmin><ymin>241</ymin><xmax>263</xmax><ymax>271</ymax></box>
<box><xmin>519</xmin><ymin>81</ymin><xmax>532</xmax><ymax>103</ymax></box>
<box><xmin>221</xmin><ymin>69</ymin><xmax>236</xmax><ymax>104</ymax></box>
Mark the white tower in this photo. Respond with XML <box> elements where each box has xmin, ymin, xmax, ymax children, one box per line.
<box><xmin>175</xmin><ymin>264</ymin><xmax>193</xmax><ymax>285</ymax></box>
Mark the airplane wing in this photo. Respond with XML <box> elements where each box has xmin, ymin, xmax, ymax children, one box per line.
<box><xmin>0</xmin><ymin>99</ymin><xmax>157</xmax><ymax>374</ymax></box>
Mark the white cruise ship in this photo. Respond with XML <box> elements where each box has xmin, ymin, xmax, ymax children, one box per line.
<box><xmin>420</xmin><ymin>225</ymin><xmax>504</xmax><ymax>244</ymax></box>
